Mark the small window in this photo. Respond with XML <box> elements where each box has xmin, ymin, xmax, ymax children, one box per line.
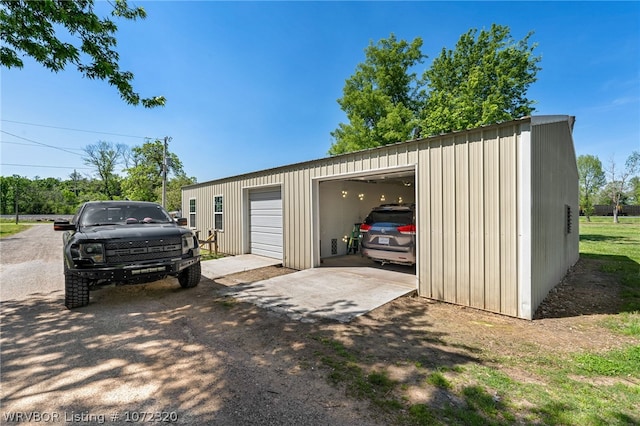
<box><xmin>566</xmin><ymin>205</ymin><xmax>572</xmax><ymax>234</ymax></box>
<box><xmin>214</xmin><ymin>196</ymin><xmax>223</xmax><ymax>231</ymax></box>
<box><xmin>189</xmin><ymin>198</ymin><xmax>196</xmax><ymax>228</ymax></box>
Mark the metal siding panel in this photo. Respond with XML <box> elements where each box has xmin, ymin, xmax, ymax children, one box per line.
<box><xmin>529</xmin><ymin>120</ymin><xmax>579</xmax><ymax>316</ymax></box>
<box><xmin>442</xmin><ymin>139</ymin><xmax>457</xmax><ymax>303</ymax></box>
<box><xmin>430</xmin><ymin>144</ymin><xmax>444</xmax><ymax>299</ymax></box>
<box><xmin>469</xmin><ymin>133</ymin><xmax>485</xmax><ymax>309</ymax></box>
<box><xmin>500</xmin><ymin>128</ymin><xmax>519</xmax><ymax>317</ymax></box>
<box><xmin>484</xmin><ymin>130</ymin><xmax>501</xmax><ymax>313</ymax></box>
<box><xmin>284</xmin><ymin>172</ymin><xmax>297</xmax><ymax>268</ymax></box>
<box><xmin>418</xmin><ymin>146</ymin><xmax>432</xmax><ymax>297</ymax></box>
<box><xmin>455</xmin><ymin>138</ymin><xmax>470</xmax><ymax>306</ymax></box>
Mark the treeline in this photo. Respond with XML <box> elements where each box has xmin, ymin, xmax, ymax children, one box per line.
<box><xmin>0</xmin><ymin>173</ymin><xmax>193</xmax><ymax>216</ymax></box>
<box><xmin>578</xmin><ymin>152</ymin><xmax>640</xmax><ymax>222</ymax></box>
<box><xmin>0</xmin><ymin>139</ymin><xmax>196</xmax><ymax>215</ymax></box>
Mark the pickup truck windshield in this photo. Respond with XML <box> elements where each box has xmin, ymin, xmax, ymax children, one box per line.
<box><xmin>81</xmin><ymin>205</ymin><xmax>173</xmax><ymax>226</ymax></box>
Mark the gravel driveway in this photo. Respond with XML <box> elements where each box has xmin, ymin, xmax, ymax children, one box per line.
<box><xmin>0</xmin><ymin>225</ymin><xmax>384</xmax><ymax>425</ymax></box>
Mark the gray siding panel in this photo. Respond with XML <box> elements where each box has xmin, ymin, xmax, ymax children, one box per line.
<box><xmin>529</xmin><ymin>120</ymin><xmax>579</xmax><ymax>316</ymax></box>
<box><xmin>455</xmin><ymin>138</ymin><xmax>470</xmax><ymax>306</ymax></box>
<box><xmin>468</xmin><ymin>132</ymin><xmax>485</xmax><ymax>309</ymax></box>
<box><xmin>500</xmin><ymin>128</ymin><xmax>519</xmax><ymax>317</ymax></box>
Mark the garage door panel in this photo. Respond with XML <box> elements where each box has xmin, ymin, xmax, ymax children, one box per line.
<box><xmin>251</xmin><ymin>225</ymin><xmax>282</xmax><ymax>234</ymax></box>
<box><xmin>249</xmin><ymin>189</ymin><xmax>282</xmax><ymax>260</ymax></box>
<box><xmin>251</xmin><ymin>216</ymin><xmax>282</xmax><ymax>228</ymax></box>
<box><xmin>251</xmin><ymin>232</ymin><xmax>282</xmax><ymax>246</ymax></box>
<box><xmin>250</xmin><ymin>190</ymin><xmax>280</xmax><ymax>201</ymax></box>
<box><xmin>250</xmin><ymin>200</ymin><xmax>281</xmax><ymax>210</ymax></box>
<box><xmin>251</xmin><ymin>242</ymin><xmax>283</xmax><ymax>258</ymax></box>
<box><xmin>250</xmin><ymin>208</ymin><xmax>282</xmax><ymax>216</ymax></box>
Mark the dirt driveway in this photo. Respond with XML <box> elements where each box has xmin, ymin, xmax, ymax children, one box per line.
<box><xmin>0</xmin><ymin>225</ymin><xmax>636</xmax><ymax>425</ymax></box>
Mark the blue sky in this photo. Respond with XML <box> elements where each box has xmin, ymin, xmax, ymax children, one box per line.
<box><xmin>1</xmin><ymin>1</ymin><xmax>639</xmax><ymax>182</ymax></box>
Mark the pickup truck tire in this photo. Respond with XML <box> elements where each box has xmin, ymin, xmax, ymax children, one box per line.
<box><xmin>178</xmin><ymin>262</ymin><xmax>201</xmax><ymax>288</ymax></box>
<box><xmin>65</xmin><ymin>273</ymin><xmax>90</xmax><ymax>309</ymax></box>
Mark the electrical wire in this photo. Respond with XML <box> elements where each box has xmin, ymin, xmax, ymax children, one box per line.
<box><xmin>0</xmin><ymin>140</ymin><xmax>84</xmax><ymax>150</ymax></box>
<box><xmin>0</xmin><ymin>130</ymin><xmax>85</xmax><ymax>156</ymax></box>
<box><xmin>0</xmin><ymin>163</ymin><xmax>92</xmax><ymax>170</ymax></box>
<box><xmin>0</xmin><ymin>119</ymin><xmax>154</xmax><ymax>140</ymax></box>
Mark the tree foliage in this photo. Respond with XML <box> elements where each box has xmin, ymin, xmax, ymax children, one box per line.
<box><xmin>604</xmin><ymin>151</ymin><xmax>640</xmax><ymax>223</ymax></box>
<box><xmin>83</xmin><ymin>140</ymin><xmax>126</xmax><ymax>200</ymax></box>
<box><xmin>0</xmin><ymin>138</ymin><xmax>197</xmax><ymax>215</ymax></box>
<box><xmin>577</xmin><ymin>154</ymin><xmax>606</xmax><ymax>221</ymax></box>
<box><xmin>0</xmin><ymin>0</ymin><xmax>165</xmax><ymax>107</ymax></box>
<box><xmin>121</xmin><ymin>139</ymin><xmax>190</xmax><ymax>207</ymax></box>
<box><xmin>329</xmin><ymin>34</ymin><xmax>426</xmax><ymax>155</ymax></box>
<box><xmin>330</xmin><ymin>25</ymin><xmax>541</xmax><ymax>154</ymax></box>
<box><xmin>421</xmin><ymin>24</ymin><xmax>540</xmax><ymax>135</ymax></box>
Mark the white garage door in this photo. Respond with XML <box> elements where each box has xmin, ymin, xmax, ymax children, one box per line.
<box><xmin>249</xmin><ymin>188</ymin><xmax>283</xmax><ymax>259</ymax></box>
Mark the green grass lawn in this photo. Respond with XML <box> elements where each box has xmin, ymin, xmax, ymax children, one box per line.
<box><xmin>580</xmin><ymin>216</ymin><xmax>640</xmax><ymax>318</ymax></box>
<box><xmin>0</xmin><ymin>219</ymin><xmax>32</xmax><ymax>238</ymax></box>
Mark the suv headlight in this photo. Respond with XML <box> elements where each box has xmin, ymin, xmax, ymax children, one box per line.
<box><xmin>79</xmin><ymin>243</ymin><xmax>105</xmax><ymax>263</ymax></box>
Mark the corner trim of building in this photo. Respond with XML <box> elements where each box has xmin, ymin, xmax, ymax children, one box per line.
<box><xmin>518</xmin><ymin>123</ymin><xmax>533</xmax><ymax>319</ymax></box>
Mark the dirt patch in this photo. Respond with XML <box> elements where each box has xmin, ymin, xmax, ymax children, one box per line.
<box><xmin>217</xmin><ymin>256</ymin><xmax>638</xmax><ymax>365</ymax></box>
<box><xmin>207</xmin><ymin>256</ymin><xmax>638</xmax><ymax>419</ymax></box>
<box><xmin>219</xmin><ymin>257</ymin><xmax>635</xmax><ymax>358</ymax></box>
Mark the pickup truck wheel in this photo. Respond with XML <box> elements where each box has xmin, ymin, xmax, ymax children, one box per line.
<box><xmin>65</xmin><ymin>273</ymin><xmax>90</xmax><ymax>309</ymax></box>
<box><xmin>178</xmin><ymin>262</ymin><xmax>201</xmax><ymax>288</ymax></box>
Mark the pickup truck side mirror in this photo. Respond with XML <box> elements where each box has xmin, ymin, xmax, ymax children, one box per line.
<box><xmin>54</xmin><ymin>221</ymin><xmax>76</xmax><ymax>231</ymax></box>
<box><xmin>176</xmin><ymin>217</ymin><xmax>188</xmax><ymax>226</ymax></box>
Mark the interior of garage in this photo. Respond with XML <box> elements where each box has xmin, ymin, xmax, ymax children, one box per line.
<box><xmin>318</xmin><ymin>169</ymin><xmax>416</xmax><ymax>274</ymax></box>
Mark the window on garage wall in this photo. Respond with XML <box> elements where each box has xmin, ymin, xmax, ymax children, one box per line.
<box><xmin>189</xmin><ymin>198</ymin><xmax>196</xmax><ymax>228</ymax></box>
<box><xmin>214</xmin><ymin>195</ymin><xmax>223</xmax><ymax>230</ymax></box>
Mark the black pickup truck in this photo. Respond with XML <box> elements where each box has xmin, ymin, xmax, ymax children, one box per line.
<box><xmin>54</xmin><ymin>200</ymin><xmax>201</xmax><ymax>309</ymax></box>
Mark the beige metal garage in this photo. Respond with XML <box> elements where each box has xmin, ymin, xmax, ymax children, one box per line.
<box><xmin>182</xmin><ymin>115</ymin><xmax>579</xmax><ymax>319</ymax></box>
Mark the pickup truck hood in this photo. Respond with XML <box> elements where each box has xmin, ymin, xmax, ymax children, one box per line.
<box><xmin>80</xmin><ymin>224</ymin><xmax>189</xmax><ymax>240</ymax></box>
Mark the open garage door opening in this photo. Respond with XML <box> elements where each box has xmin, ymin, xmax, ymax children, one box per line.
<box><xmin>317</xmin><ymin>168</ymin><xmax>416</xmax><ymax>275</ymax></box>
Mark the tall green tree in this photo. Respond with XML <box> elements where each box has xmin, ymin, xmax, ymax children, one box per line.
<box><xmin>630</xmin><ymin>176</ymin><xmax>640</xmax><ymax>205</ymax></box>
<box><xmin>577</xmin><ymin>154</ymin><xmax>606</xmax><ymax>221</ymax></box>
<box><xmin>0</xmin><ymin>175</ymin><xmax>32</xmax><ymax>218</ymax></box>
<box><xmin>83</xmin><ymin>140</ymin><xmax>126</xmax><ymax>200</ymax></box>
<box><xmin>329</xmin><ymin>34</ymin><xmax>426</xmax><ymax>155</ymax></box>
<box><xmin>605</xmin><ymin>151</ymin><xmax>640</xmax><ymax>223</ymax></box>
<box><xmin>165</xmin><ymin>175</ymin><xmax>197</xmax><ymax>212</ymax></box>
<box><xmin>0</xmin><ymin>0</ymin><xmax>165</xmax><ymax>107</ymax></box>
<box><xmin>121</xmin><ymin>139</ymin><xmax>188</xmax><ymax>204</ymax></box>
<box><xmin>421</xmin><ymin>24</ymin><xmax>541</xmax><ymax>136</ymax></box>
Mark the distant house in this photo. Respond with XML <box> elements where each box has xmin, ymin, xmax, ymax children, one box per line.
<box><xmin>182</xmin><ymin>116</ymin><xmax>579</xmax><ymax>320</ymax></box>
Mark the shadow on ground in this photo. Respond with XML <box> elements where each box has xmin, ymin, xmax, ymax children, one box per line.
<box><xmin>0</xmin><ymin>276</ymin><xmax>476</xmax><ymax>425</ymax></box>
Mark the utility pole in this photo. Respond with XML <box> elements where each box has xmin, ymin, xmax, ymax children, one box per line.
<box><xmin>14</xmin><ymin>183</ymin><xmax>19</xmax><ymax>225</ymax></box>
<box><xmin>161</xmin><ymin>136</ymin><xmax>171</xmax><ymax>208</ymax></box>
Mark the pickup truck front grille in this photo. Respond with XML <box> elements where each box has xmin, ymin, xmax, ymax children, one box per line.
<box><xmin>104</xmin><ymin>237</ymin><xmax>182</xmax><ymax>264</ymax></box>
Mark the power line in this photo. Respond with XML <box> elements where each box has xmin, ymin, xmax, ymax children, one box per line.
<box><xmin>0</xmin><ymin>163</ymin><xmax>92</xmax><ymax>170</ymax></box>
<box><xmin>1</xmin><ymin>119</ymin><xmax>153</xmax><ymax>140</ymax></box>
<box><xmin>0</xmin><ymin>130</ymin><xmax>84</xmax><ymax>156</ymax></box>
<box><xmin>0</xmin><ymin>140</ymin><xmax>84</xmax><ymax>150</ymax></box>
